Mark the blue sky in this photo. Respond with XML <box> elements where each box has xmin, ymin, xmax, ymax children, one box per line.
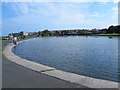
<box><xmin>1</xmin><ymin>1</ymin><xmax>118</xmax><ymax>36</ymax></box>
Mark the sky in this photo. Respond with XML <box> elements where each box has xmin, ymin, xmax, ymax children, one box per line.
<box><xmin>1</xmin><ymin>1</ymin><xmax>119</xmax><ymax>36</ymax></box>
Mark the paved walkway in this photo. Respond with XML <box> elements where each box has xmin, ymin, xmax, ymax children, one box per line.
<box><xmin>3</xmin><ymin>54</ymin><xmax>85</xmax><ymax>88</ymax></box>
<box><xmin>2</xmin><ymin>42</ymin><xmax>119</xmax><ymax>89</ymax></box>
<box><xmin>2</xmin><ymin>42</ymin><xmax>88</xmax><ymax>88</ymax></box>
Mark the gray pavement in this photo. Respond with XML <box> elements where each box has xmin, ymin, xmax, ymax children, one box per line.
<box><xmin>2</xmin><ymin>55</ymin><xmax>84</xmax><ymax>88</ymax></box>
<box><xmin>3</xmin><ymin>42</ymin><xmax>118</xmax><ymax>89</ymax></box>
<box><xmin>2</xmin><ymin>42</ymin><xmax>88</xmax><ymax>88</ymax></box>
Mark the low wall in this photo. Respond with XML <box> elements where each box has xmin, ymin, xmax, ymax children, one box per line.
<box><xmin>3</xmin><ymin>40</ymin><xmax>119</xmax><ymax>88</ymax></box>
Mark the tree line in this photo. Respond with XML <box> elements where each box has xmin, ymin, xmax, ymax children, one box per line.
<box><xmin>40</xmin><ymin>25</ymin><xmax>120</xmax><ymax>36</ymax></box>
<box><xmin>106</xmin><ymin>25</ymin><xmax>120</xmax><ymax>33</ymax></box>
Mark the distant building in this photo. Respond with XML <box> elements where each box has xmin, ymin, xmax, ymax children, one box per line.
<box><xmin>20</xmin><ymin>31</ymin><xmax>29</xmax><ymax>36</ymax></box>
<box><xmin>23</xmin><ymin>32</ymin><xmax>29</xmax><ymax>36</ymax></box>
<box><xmin>68</xmin><ymin>30</ymin><xmax>77</xmax><ymax>35</ymax></box>
<box><xmin>8</xmin><ymin>32</ymin><xmax>20</xmax><ymax>38</ymax></box>
<box><xmin>28</xmin><ymin>32</ymin><xmax>34</xmax><ymax>36</ymax></box>
<box><xmin>8</xmin><ymin>32</ymin><xmax>20</xmax><ymax>40</ymax></box>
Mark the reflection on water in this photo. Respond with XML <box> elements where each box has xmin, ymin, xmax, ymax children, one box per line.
<box><xmin>13</xmin><ymin>36</ymin><xmax>119</xmax><ymax>82</ymax></box>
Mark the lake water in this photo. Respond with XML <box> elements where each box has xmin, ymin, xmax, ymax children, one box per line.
<box><xmin>12</xmin><ymin>36</ymin><xmax>119</xmax><ymax>82</ymax></box>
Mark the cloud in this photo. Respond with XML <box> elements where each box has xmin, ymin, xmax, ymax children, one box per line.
<box><xmin>2</xmin><ymin>2</ymin><xmax>118</xmax><ymax>35</ymax></box>
<box><xmin>1</xmin><ymin>0</ymin><xmax>120</xmax><ymax>2</ymax></box>
<box><xmin>112</xmin><ymin>6</ymin><xmax>118</xmax><ymax>13</ymax></box>
<box><xmin>88</xmin><ymin>12</ymin><xmax>104</xmax><ymax>18</ymax></box>
<box><xmin>4</xmin><ymin>2</ymin><xmax>87</xmax><ymax>26</ymax></box>
<box><xmin>112</xmin><ymin>6</ymin><xmax>118</xmax><ymax>20</ymax></box>
<box><xmin>10</xmin><ymin>3</ymin><xmax>30</xmax><ymax>15</ymax></box>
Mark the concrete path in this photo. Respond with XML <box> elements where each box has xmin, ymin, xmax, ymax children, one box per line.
<box><xmin>2</xmin><ymin>42</ymin><xmax>88</xmax><ymax>88</ymax></box>
<box><xmin>2</xmin><ymin>42</ymin><xmax>119</xmax><ymax>89</ymax></box>
<box><xmin>3</xmin><ymin>55</ymin><xmax>86</xmax><ymax>88</ymax></box>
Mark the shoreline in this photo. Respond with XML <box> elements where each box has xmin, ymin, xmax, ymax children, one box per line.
<box><xmin>3</xmin><ymin>39</ymin><xmax>119</xmax><ymax>88</ymax></box>
<box><xmin>2</xmin><ymin>40</ymin><xmax>84</xmax><ymax>88</ymax></box>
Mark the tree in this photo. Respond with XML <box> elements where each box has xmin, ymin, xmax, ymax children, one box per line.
<box><xmin>106</xmin><ymin>25</ymin><xmax>120</xmax><ymax>33</ymax></box>
<box><xmin>42</xmin><ymin>29</ymin><xmax>51</xmax><ymax>36</ymax></box>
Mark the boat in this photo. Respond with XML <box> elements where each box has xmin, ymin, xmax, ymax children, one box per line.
<box><xmin>108</xmin><ymin>36</ymin><xmax>112</xmax><ymax>39</ymax></box>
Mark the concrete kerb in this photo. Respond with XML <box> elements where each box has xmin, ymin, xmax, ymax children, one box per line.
<box><xmin>3</xmin><ymin>40</ymin><xmax>119</xmax><ymax>88</ymax></box>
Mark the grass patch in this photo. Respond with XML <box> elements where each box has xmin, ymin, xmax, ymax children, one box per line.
<box><xmin>0</xmin><ymin>51</ymin><xmax>2</xmax><ymax>57</ymax></box>
<box><xmin>0</xmin><ymin>40</ymin><xmax>9</xmax><ymax>57</ymax></box>
<box><xmin>0</xmin><ymin>40</ymin><xmax>9</xmax><ymax>45</ymax></box>
<box><xmin>2</xmin><ymin>40</ymin><xmax>9</xmax><ymax>42</ymax></box>
<box><xmin>41</xmin><ymin>69</ymin><xmax>55</xmax><ymax>72</ymax></box>
<box><xmin>96</xmin><ymin>34</ymin><xmax>120</xmax><ymax>36</ymax></box>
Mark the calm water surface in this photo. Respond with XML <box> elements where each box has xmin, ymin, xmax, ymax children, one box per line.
<box><xmin>13</xmin><ymin>36</ymin><xmax>119</xmax><ymax>82</ymax></box>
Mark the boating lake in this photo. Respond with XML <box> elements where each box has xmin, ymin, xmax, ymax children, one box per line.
<box><xmin>12</xmin><ymin>36</ymin><xmax>119</xmax><ymax>82</ymax></box>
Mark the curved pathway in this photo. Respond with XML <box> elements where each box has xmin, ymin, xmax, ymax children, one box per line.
<box><xmin>3</xmin><ymin>54</ymin><xmax>84</xmax><ymax>88</ymax></box>
<box><xmin>2</xmin><ymin>42</ymin><xmax>86</xmax><ymax>88</ymax></box>
<box><xmin>3</xmin><ymin>41</ymin><xmax>119</xmax><ymax>88</ymax></box>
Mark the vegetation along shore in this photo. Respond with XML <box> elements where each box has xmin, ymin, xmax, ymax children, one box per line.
<box><xmin>1</xmin><ymin>25</ymin><xmax>120</xmax><ymax>41</ymax></box>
